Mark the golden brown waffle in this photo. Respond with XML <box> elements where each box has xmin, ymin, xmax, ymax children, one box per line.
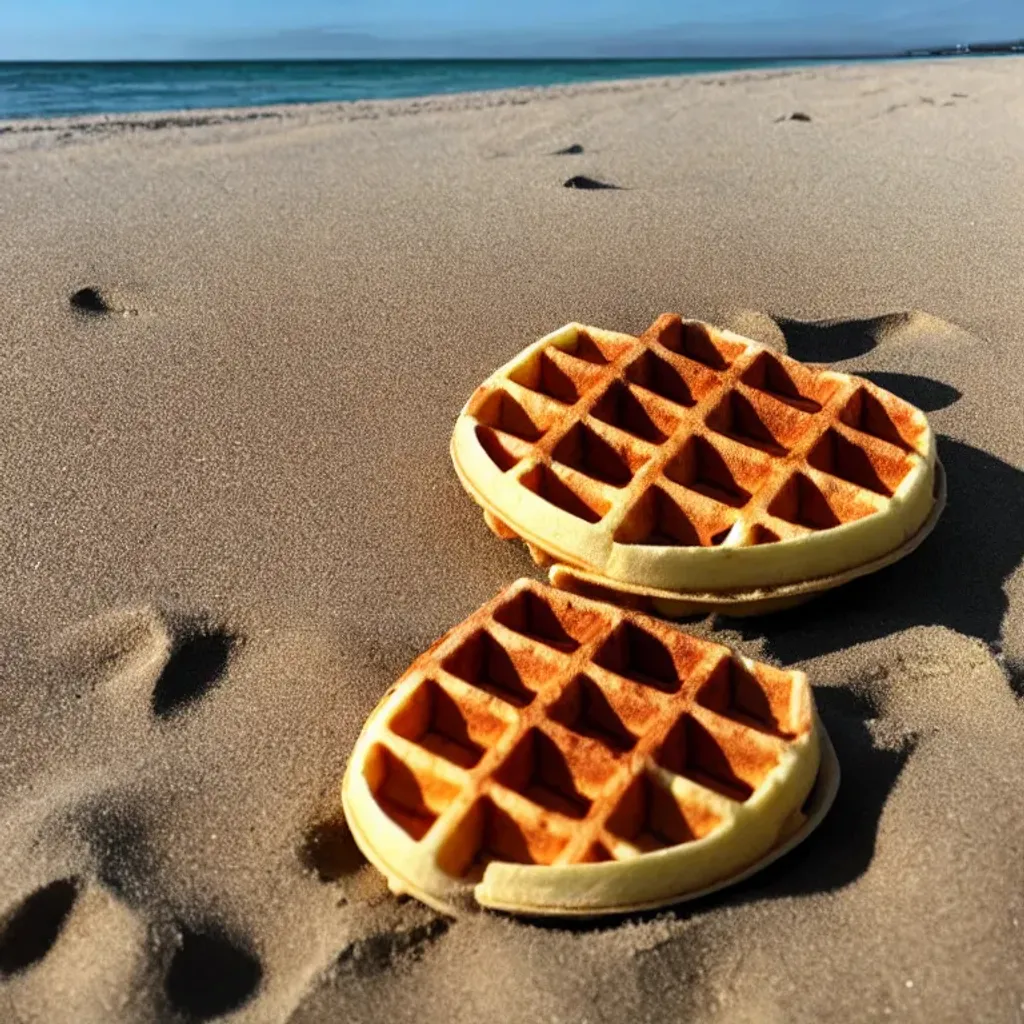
<box><xmin>450</xmin><ymin>315</ymin><xmax>936</xmax><ymax>595</ymax></box>
<box><xmin>549</xmin><ymin>457</ymin><xmax>946</xmax><ymax>618</ymax></box>
<box><xmin>342</xmin><ymin>579</ymin><xmax>825</xmax><ymax>916</ymax></box>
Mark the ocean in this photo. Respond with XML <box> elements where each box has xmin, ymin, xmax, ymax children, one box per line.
<box><xmin>0</xmin><ymin>57</ymin><xmax>847</xmax><ymax>121</ymax></box>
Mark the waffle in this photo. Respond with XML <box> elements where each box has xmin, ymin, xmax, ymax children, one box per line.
<box><xmin>450</xmin><ymin>314</ymin><xmax>937</xmax><ymax>594</ymax></box>
<box><xmin>550</xmin><ymin>455</ymin><xmax>946</xmax><ymax>619</ymax></box>
<box><xmin>342</xmin><ymin>579</ymin><xmax>826</xmax><ymax>916</ymax></box>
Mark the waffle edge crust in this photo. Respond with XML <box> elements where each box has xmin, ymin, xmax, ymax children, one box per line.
<box><xmin>450</xmin><ymin>315</ymin><xmax>936</xmax><ymax>593</ymax></box>
<box><xmin>342</xmin><ymin>579</ymin><xmax>823</xmax><ymax>916</ymax></box>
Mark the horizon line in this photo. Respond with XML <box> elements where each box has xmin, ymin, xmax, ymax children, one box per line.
<box><xmin>0</xmin><ymin>50</ymin><xmax>1001</xmax><ymax>64</ymax></box>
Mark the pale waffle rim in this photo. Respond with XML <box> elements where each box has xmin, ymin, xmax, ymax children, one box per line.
<box><xmin>451</xmin><ymin>317</ymin><xmax>938</xmax><ymax>594</ymax></box>
<box><xmin>548</xmin><ymin>458</ymin><xmax>946</xmax><ymax>615</ymax></box>
<box><xmin>341</xmin><ymin>579</ymin><xmax>829</xmax><ymax>917</ymax></box>
<box><xmin>342</xmin><ymin>722</ymin><xmax>838</xmax><ymax>918</ymax></box>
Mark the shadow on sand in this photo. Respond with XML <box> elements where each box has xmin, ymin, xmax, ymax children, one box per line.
<box><xmin>734</xmin><ymin>432</ymin><xmax>1024</xmax><ymax>688</ymax></box>
<box><xmin>525</xmin><ymin>313</ymin><xmax>1024</xmax><ymax>931</ymax></box>
<box><xmin>729</xmin><ymin>311</ymin><xmax>1022</xmax><ymax>688</ymax></box>
<box><xmin>523</xmin><ymin>684</ymin><xmax>916</xmax><ymax>935</ymax></box>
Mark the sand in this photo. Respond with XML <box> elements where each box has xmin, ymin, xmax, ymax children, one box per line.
<box><xmin>1</xmin><ymin>55</ymin><xmax>1023</xmax><ymax>1022</ymax></box>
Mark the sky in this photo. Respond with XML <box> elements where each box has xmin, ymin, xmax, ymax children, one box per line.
<box><xmin>2</xmin><ymin>0</ymin><xmax>1022</xmax><ymax>61</ymax></box>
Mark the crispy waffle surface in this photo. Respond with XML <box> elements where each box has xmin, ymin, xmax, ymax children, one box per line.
<box><xmin>451</xmin><ymin>315</ymin><xmax>936</xmax><ymax>593</ymax></box>
<box><xmin>342</xmin><ymin>579</ymin><xmax>823</xmax><ymax>916</ymax></box>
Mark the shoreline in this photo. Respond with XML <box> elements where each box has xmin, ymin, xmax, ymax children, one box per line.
<box><xmin>0</xmin><ymin>54</ymin><xmax>1001</xmax><ymax>140</ymax></box>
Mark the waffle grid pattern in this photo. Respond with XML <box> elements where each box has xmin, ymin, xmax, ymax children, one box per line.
<box><xmin>362</xmin><ymin>580</ymin><xmax>811</xmax><ymax>877</ymax></box>
<box><xmin>464</xmin><ymin>315</ymin><xmax>927</xmax><ymax>554</ymax></box>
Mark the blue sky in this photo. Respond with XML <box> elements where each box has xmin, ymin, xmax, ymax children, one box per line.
<box><xmin>2</xmin><ymin>0</ymin><xmax>1021</xmax><ymax>60</ymax></box>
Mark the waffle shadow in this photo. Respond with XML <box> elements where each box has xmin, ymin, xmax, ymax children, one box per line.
<box><xmin>300</xmin><ymin>816</ymin><xmax>367</xmax><ymax>882</ymax></box>
<box><xmin>24</xmin><ymin>790</ymin><xmax>265</xmax><ymax>1018</ymax></box>
<box><xmin>856</xmin><ymin>372</ymin><xmax>960</xmax><ymax>412</ymax></box>
<box><xmin>738</xmin><ymin>432</ymin><xmax>1024</xmax><ymax>698</ymax></box>
<box><xmin>520</xmin><ymin>688</ymin><xmax>908</xmax><ymax>933</ymax></box>
<box><xmin>774</xmin><ymin>315</ymin><xmax>878</xmax><ymax>361</ymax></box>
<box><xmin>714</xmin><ymin>687</ymin><xmax>915</xmax><ymax>902</ymax></box>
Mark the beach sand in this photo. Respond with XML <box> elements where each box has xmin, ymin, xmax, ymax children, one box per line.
<box><xmin>1</xmin><ymin>55</ymin><xmax>1023</xmax><ymax>1022</ymax></box>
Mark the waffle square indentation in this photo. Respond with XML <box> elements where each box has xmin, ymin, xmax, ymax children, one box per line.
<box><xmin>696</xmin><ymin>657</ymin><xmax>805</xmax><ymax>738</ymax></box>
<box><xmin>363</xmin><ymin>744</ymin><xmax>460</xmax><ymax>839</ymax></box>
<box><xmin>593</xmin><ymin>620</ymin><xmax>708</xmax><ymax>694</ymax></box>
<box><xmin>839</xmin><ymin>387</ymin><xmax>921</xmax><ymax>453</ymax></box>
<box><xmin>475</xmin><ymin>425</ymin><xmax>531</xmax><ymax>472</ymax></box>
<box><xmin>507</xmin><ymin>350</ymin><xmax>588</xmax><ymax>404</ymax></box>
<box><xmin>389</xmin><ymin>678</ymin><xmax>513</xmax><ymax>769</ymax></box>
<box><xmin>654</xmin><ymin>714</ymin><xmax>782</xmax><ymax>801</ymax></box>
<box><xmin>551</xmin><ymin>422</ymin><xmax>647</xmax><ymax>488</ymax></box>
<box><xmin>807</xmin><ymin>428</ymin><xmax>912</xmax><ymax>496</ymax></box>
<box><xmin>547</xmin><ymin>673</ymin><xmax>658</xmax><ymax>752</ymax></box>
<box><xmin>750</xmin><ymin>524</ymin><xmax>781</xmax><ymax>545</ymax></box>
<box><xmin>644</xmin><ymin>315</ymin><xmax>745</xmax><ymax>371</ymax></box>
<box><xmin>441</xmin><ymin>629</ymin><xmax>559</xmax><ymax>708</ymax></box>
<box><xmin>624</xmin><ymin>350</ymin><xmax>698</xmax><ymax>408</ymax></box>
<box><xmin>437</xmin><ymin>794</ymin><xmax>571</xmax><ymax>877</ymax></box>
<box><xmin>606</xmin><ymin>774</ymin><xmax>722</xmax><ymax>851</ymax></box>
<box><xmin>706</xmin><ymin>390</ymin><xmax>813</xmax><ymax>456</ymax></box>
<box><xmin>491</xmin><ymin>587</ymin><xmax>606</xmax><ymax>652</ymax></box>
<box><xmin>518</xmin><ymin>464</ymin><xmax>611</xmax><ymax>523</ymax></box>
<box><xmin>495</xmin><ymin>727</ymin><xmax>607</xmax><ymax>819</ymax></box>
<box><xmin>590</xmin><ymin>380</ymin><xmax>680</xmax><ymax>444</ymax></box>
<box><xmin>613</xmin><ymin>485</ymin><xmax>736</xmax><ymax>548</ymax></box>
<box><xmin>467</xmin><ymin>388</ymin><xmax>547</xmax><ymax>441</ymax></box>
<box><xmin>740</xmin><ymin>351</ymin><xmax>840</xmax><ymax>413</ymax></box>
<box><xmin>767</xmin><ymin>472</ymin><xmax>876</xmax><ymax>530</ymax></box>
<box><xmin>663</xmin><ymin>435</ymin><xmax>769</xmax><ymax>509</ymax></box>
<box><xmin>565</xmin><ymin>329</ymin><xmax>635</xmax><ymax>365</ymax></box>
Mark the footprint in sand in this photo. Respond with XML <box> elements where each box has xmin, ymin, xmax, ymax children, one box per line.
<box><xmin>54</xmin><ymin>607</ymin><xmax>238</xmax><ymax>715</ymax></box>
<box><xmin>165</xmin><ymin>924</ymin><xmax>263</xmax><ymax>1021</ymax></box>
<box><xmin>2</xmin><ymin>603</ymin><xmax>448</xmax><ymax>1020</ymax></box>
<box><xmin>721</xmin><ymin>309</ymin><xmax>970</xmax><ymax>364</ymax></box>
<box><xmin>0</xmin><ymin>878</ymin><xmax>80</xmax><ymax>978</ymax></box>
<box><xmin>68</xmin><ymin>284</ymin><xmax>143</xmax><ymax>319</ymax></box>
<box><xmin>563</xmin><ymin>175</ymin><xmax>622</xmax><ymax>190</ymax></box>
<box><xmin>288</xmin><ymin>913</ymin><xmax>451</xmax><ymax>1022</ymax></box>
<box><xmin>0</xmin><ymin>608</ymin><xmax>261</xmax><ymax>1021</ymax></box>
<box><xmin>151</xmin><ymin>621</ymin><xmax>239</xmax><ymax>719</ymax></box>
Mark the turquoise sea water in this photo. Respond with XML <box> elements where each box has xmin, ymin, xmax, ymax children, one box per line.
<box><xmin>0</xmin><ymin>57</ymin><xmax>852</xmax><ymax>121</ymax></box>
